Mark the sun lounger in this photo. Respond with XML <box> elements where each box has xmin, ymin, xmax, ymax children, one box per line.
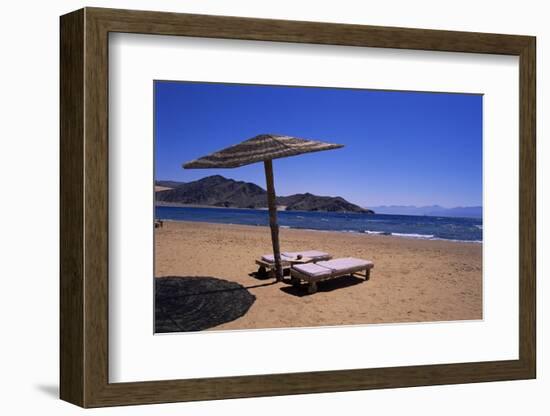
<box><xmin>290</xmin><ymin>257</ymin><xmax>374</xmax><ymax>294</ymax></box>
<box><xmin>255</xmin><ymin>250</ymin><xmax>332</xmax><ymax>278</ymax></box>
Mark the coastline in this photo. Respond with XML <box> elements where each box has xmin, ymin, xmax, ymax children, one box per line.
<box><xmin>156</xmin><ymin>201</ymin><xmax>372</xmax><ymax>213</ymax></box>
<box><xmin>155</xmin><ymin>220</ymin><xmax>482</xmax><ymax>330</ymax></box>
<box><xmin>157</xmin><ymin>217</ymin><xmax>482</xmax><ymax>243</ymax></box>
<box><xmin>156</xmin><ymin>201</ymin><xmax>271</xmax><ymax>211</ymax></box>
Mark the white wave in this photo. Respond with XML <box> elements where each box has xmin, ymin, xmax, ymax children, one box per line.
<box><xmin>475</xmin><ymin>225</ymin><xmax>483</xmax><ymax>229</ymax></box>
<box><xmin>391</xmin><ymin>232</ymin><xmax>435</xmax><ymax>239</ymax></box>
<box><xmin>430</xmin><ymin>237</ymin><xmax>483</xmax><ymax>244</ymax></box>
<box><xmin>364</xmin><ymin>230</ymin><xmax>385</xmax><ymax>235</ymax></box>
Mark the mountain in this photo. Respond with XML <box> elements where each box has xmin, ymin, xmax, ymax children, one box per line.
<box><xmin>156</xmin><ymin>175</ymin><xmax>373</xmax><ymax>213</ymax></box>
<box><xmin>277</xmin><ymin>193</ymin><xmax>368</xmax><ymax>213</ymax></box>
<box><xmin>368</xmin><ymin>205</ymin><xmax>482</xmax><ymax>218</ymax></box>
<box><xmin>156</xmin><ymin>175</ymin><xmax>266</xmax><ymax>208</ymax></box>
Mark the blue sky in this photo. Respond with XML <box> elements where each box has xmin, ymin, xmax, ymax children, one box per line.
<box><xmin>155</xmin><ymin>81</ymin><xmax>482</xmax><ymax>208</ymax></box>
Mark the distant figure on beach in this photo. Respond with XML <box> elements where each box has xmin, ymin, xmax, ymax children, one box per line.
<box><xmin>155</xmin><ymin>219</ymin><xmax>164</xmax><ymax>229</ymax></box>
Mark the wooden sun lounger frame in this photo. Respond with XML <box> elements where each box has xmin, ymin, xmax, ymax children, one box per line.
<box><xmin>255</xmin><ymin>254</ymin><xmax>332</xmax><ymax>279</ymax></box>
<box><xmin>290</xmin><ymin>262</ymin><xmax>374</xmax><ymax>294</ymax></box>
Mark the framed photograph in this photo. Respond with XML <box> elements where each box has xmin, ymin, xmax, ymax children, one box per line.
<box><xmin>60</xmin><ymin>7</ymin><xmax>536</xmax><ymax>407</ymax></box>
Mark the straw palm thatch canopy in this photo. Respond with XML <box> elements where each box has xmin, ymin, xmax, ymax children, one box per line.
<box><xmin>183</xmin><ymin>134</ymin><xmax>344</xmax><ymax>169</ymax></box>
<box><xmin>183</xmin><ymin>134</ymin><xmax>344</xmax><ymax>281</ymax></box>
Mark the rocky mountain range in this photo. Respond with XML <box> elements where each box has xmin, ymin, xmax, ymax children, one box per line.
<box><xmin>155</xmin><ymin>175</ymin><xmax>373</xmax><ymax>213</ymax></box>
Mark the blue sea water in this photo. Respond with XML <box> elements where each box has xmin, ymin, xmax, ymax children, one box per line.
<box><xmin>155</xmin><ymin>206</ymin><xmax>482</xmax><ymax>243</ymax></box>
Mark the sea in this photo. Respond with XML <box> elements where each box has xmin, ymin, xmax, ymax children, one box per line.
<box><xmin>155</xmin><ymin>206</ymin><xmax>482</xmax><ymax>243</ymax></box>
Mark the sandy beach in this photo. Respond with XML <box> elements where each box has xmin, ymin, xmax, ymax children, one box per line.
<box><xmin>155</xmin><ymin>220</ymin><xmax>482</xmax><ymax>331</ymax></box>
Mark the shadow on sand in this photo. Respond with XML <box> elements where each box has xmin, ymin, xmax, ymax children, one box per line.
<box><xmin>248</xmin><ymin>270</ymin><xmax>272</xmax><ymax>281</ymax></box>
<box><xmin>249</xmin><ymin>266</ymin><xmax>294</xmax><ymax>281</ymax></box>
<box><xmin>155</xmin><ymin>276</ymin><xmax>260</xmax><ymax>333</ymax></box>
<box><xmin>280</xmin><ymin>275</ymin><xmax>365</xmax><ymax>297</ymax></box>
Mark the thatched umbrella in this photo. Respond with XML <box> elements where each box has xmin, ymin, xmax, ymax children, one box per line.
<box><xmin>183</xmin><ymin>134</ymin><xmax>344</xmax><ymax>281</ymax></box>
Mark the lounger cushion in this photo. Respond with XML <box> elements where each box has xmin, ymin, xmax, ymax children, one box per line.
<box><xmin>282</xmin><ymin>250</ymin><xmax>330</xmax><ymax>260</ymax></box>
<box><xmin>261</xmin><ymin>254</ymin><xmax>293</xmax><ymax>263</ymax></box>
<box><xmin>292</xmin><ymin>263</ymin><xmax>332</xmax><ymax>277</ymax></box>
<box><xmin>317</xmin><ymin>257</ymin><xmax>373</xmax><ymax>271</ymax></box>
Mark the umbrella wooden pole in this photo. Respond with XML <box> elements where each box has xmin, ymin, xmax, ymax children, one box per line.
<box><xmin>263</xmin><ymin>159</ymin><xmax>283</xmax><ymax>281</ymax></box>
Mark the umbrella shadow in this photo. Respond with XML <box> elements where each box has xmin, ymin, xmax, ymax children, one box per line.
<box><xmin>280</xmin><ymin>275</ymin><xmax>365</xmax><ymax>297</ymax></box>
<box><xmin>155</xmin><ymin>276</ymin><xmax>260</xmax><ymax>333</ymax></box>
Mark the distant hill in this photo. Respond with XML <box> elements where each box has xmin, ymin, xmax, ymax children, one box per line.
<box><xmin>156</xmin><ymin>175</ymin><xmax>373</xmax><ymax>213</ymax></box>
<box><xmin>156</xmin><ymin>175</ymin><xmax>267</xmax><ymax>208</ymax></box>
<box><xmin>277</xmin><ymin>193</ymin><xmax>368</xmax><ymax>213</ymax></box>
<box><xmin>369</xmin><ymin>205</ymin><xmax>482</xmax><ymax>218</ymax></box>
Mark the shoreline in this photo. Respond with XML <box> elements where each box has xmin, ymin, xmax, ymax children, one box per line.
<box><xmin>156</xmin><ymin>218</ymin><xmax>482</xmax><ymax>244</ymax></box>
<box><xmin>156</xmin><ymin>201</ymin><xmax>270</xmax><ymax>211</ymax></box>
<box><xmin>156</xmin><ymin>202</ymin><xmax>371</xmax><ymax>214</ymax></box>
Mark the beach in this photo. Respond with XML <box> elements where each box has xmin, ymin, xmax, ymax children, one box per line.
<box><xmin>155</xmin><ymin>220</ymin><xmax>482</xmax><ymax>331</ymax></box>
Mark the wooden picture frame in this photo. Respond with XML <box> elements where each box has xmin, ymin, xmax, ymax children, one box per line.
<box><xmin>60</xmin><ymin>7</ymin><xmax>536</xmax><ymax>408</ymax></box>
